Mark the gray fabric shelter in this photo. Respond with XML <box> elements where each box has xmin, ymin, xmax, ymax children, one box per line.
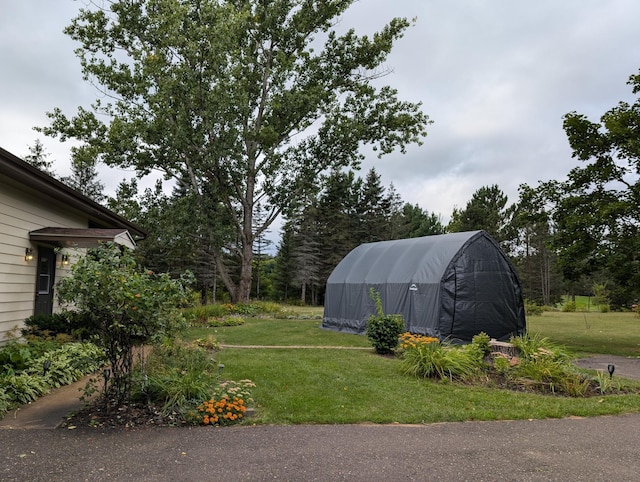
<box><xmin>322</xmin><ymin>230</ymin><xmax>526</xmax><ymax>342</ymax></box>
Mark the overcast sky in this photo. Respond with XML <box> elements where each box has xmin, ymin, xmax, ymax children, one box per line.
<box><xmin>2</xmin><ymin>1</ymin><xmax>640</xmax><ymax>225</ymax></box>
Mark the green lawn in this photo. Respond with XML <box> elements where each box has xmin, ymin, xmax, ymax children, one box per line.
<box><xmin>528</xmin><ymin>311</ymin><xmax>640</xmax><ymax>356</ymax></box>
<box><xmin>183</xmin><ymin>309</ymin><xmax>640</xmax><ymax>425</ymax></box>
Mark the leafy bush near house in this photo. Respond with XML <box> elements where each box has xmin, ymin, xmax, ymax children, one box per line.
<box><xmin>57</xmin><ymin>242</ymin><xmax>194</xmax><ymax>408</ymax></box>
<box><xmin>366</xmin><ymin>289</ymin><xmax>405</xmax><ymax>355</ymax></box>
<box><xmin>22</xmin><ymin>311</ymin><xmax>100</xmax><ymax>340</ymax></box>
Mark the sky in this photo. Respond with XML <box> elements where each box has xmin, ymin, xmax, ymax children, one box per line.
<box><xmin>2</xmin><ymin>0</ymin><xmax>640</xmax><ymax>227</ymax></box>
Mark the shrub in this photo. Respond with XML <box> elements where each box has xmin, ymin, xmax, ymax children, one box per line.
<box><xmin>366</xmin><ymin>289</ymin><xmax>405</xmax><ymax>355</ymax></box>
<box><xmin>22</xmin><ymin>313</ymin><xmax>71</xmax><ymax>337</ymax></box>
<box><xmin>471</xmin><ymin>332</ymin><xmax>491</xmax><ymax>356</ymax></box>
<box><xmin>524</xmin><ymin>299</ymin><xmax>544</xmax><ymax>316</ymax></box>
<box><xmin>561</xmin><ymin>301</ymin><xmax>576</xmax><ymax>312</ymax></box>
<box><xmin>206</xmin><ymin>315</ymin><xmax>245</xmax><ymax>327</ymax></box>
<box><xmin>57</xmin><ymin>242</ymin><xmax>194</xmax><ymax>407</ymax></box>
<box><xmin>22</xmin><ymin>311</ymin><xmax>100</xmax><ymax>340</ymax></box>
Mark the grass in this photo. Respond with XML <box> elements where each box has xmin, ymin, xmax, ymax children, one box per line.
<box><xmin>182</xmin><ymin>308</ymin><xmax>640</xmax><ymax>425</ymax></box>
<box><xmin>188</xmin><ymin>316</ymin><xmax>370</xmax><ymax>348</ymax></box>
<box><xmin>527</xmin><ymin>311</ymin><xmax>640</xmax><ymax>356</ymax></box>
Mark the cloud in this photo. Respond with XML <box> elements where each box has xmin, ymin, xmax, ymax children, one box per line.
<box><xmin>2</xmin><ymin>0</ymin><xmax>640</xmax><ymax>225</ymax></box>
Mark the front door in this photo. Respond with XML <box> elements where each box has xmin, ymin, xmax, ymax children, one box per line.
<box><xmin>34</xmin><ymin>247</ymin><xmax>56</xmax><ymax>316</ymax></box>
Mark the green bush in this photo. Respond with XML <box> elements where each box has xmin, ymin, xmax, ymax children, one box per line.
<box><xmin>524</xmin><ymin>299</ymin><xmax>544</xmax><ymax>316</ymax></box>
<box><xmin>0</xmin><ymin>342</ymin><xmax>34</xmax><ymax>374</ymax></box>
<box><xmin>22</xmin><ymin>311</ymin><xmax>100</xmax><ymax>340</ymax></box>
<box><xmin>22</xmin><ymin>313</ymin><xmax>71</xmax><ymax>336</ymax></box>
<box><xmin>0</xmin><ymin>341</ymin><xmax>106</xmax><ymax>419</ymax></box>
<box><xmin>471</xmin><ymin>332</ymin><xmax>491</xmax><ymax>356</ymax></box>
<box><xmin>57</xmin><ymin>242</ymin><xmax>194</xmax><ymax>407</ymax></box>
<box><xmin>206</xmin><ymin>315</ymin><xmax>245</xmax><ymax>327</ymax></box>
<box><xmin>365</xmin><ymin>289</ymin><xmax>405</xmax><ymax>355</ymax></box>
<box><xmin>561</xmin><ymin>301</ymin><xmax>576</xmax><ymax>312</ymax></box>
<box><xmin>0</xmin><ymin>373</ymin><xmax>49</xmax><ymax>405</ymax></box>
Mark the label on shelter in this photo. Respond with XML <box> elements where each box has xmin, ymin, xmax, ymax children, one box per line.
<box><xmin>409</xmin><ymin>283</ymin><xmax>418</xmax><ymax>291</ymax></box>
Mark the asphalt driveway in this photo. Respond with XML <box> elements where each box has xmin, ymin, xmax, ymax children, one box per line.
<box><xmin>2</xmin><ymin>414</ymin><xmax>640</xmax><ymax>481</ymax></box>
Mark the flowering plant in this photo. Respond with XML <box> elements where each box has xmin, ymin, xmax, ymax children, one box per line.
<box><xmin>184</xmin><ymin>379</ymin><xmax>256</xmax><ymax>426</ymax></box>
<box><xmin>399</xmin><ymin>332</ymin><xmax>439</xmax><ymax>350</ymax></box>
<box><xmin>187</xmin><ymin>396</ymin><xmax>247</xmax><ymax>425</ymax></box>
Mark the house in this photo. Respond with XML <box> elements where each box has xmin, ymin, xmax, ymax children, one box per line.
<box><xmin>0</xmin><ymin>146</ymin><xmax>146</xmax><ymax>343</ymax></box>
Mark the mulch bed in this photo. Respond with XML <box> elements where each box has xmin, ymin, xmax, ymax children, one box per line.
<box><xmin>61</xmin><ymin>400</ymin><xmax>187</xmax><ymax>430</ymax></box>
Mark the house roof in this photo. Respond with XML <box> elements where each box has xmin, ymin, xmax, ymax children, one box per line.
<box><xmin>0</xmin><ymin>146</ymin><xmax>146</xmax><ymax>240</ymax></box>
<box><xmin>29</xmin><ymin>228</ymin><xmax>137</xmax><ymax>249</ymax></box>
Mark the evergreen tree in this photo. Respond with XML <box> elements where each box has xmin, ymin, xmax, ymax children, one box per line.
<box><xmin>60</xmin><ymin>146</ymin><xmax>106</xmax><ymax>203</ymax></box>
<box><xmin>273</xmin><ymin>222</ymin><xmax>298</xmax><ymax>303</ymax></box>
<box><xmin>394</xmin><ymin>203</ymin><xmax>445</xmax><ymax>238</ymax></box>
<box><xmin>447</xmin><ymin>184</ymin><xmax>511</xmax><ymax>243</ymax></box>
<box><xmin>24</xmin><ymin>140</ymin><xmax>55</xmax><ymax>176</ymax></box>
<box><xmin>356</xmin><ymin>168</ymin><xmax>391</xmax><ymax>243</ymax></box>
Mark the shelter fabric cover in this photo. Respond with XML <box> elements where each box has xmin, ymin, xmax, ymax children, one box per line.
<box><xmin>322</xmin><ymin>231</ymin><xmax>526</xmax><ymax>342</ymax></box>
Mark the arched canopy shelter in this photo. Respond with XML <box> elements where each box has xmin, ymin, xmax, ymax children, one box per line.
<box><xmin>322</xmin><ymin>231</ymin><xmax>526</xmax><ymax>343</ymax></box>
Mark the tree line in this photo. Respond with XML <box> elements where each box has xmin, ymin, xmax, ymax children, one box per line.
<box><xmin>23</xmin><ymin>0</ymin><xmax>638</xmax><ymax>310</ymax></box>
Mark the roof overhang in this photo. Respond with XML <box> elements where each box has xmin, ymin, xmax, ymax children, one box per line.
<box><xmin>29</xmin><ymin>228</ymin><xmax>137</xmax><ymax>250</ymax></box>
<box><xmin>0</xmin><ymin>146</ymin><xmax>147</xmax><ymax>240</ymax></box>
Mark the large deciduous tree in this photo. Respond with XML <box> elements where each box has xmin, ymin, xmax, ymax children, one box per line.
<box><xmin>40</xmin><ymin>0</ymin><xmax>430</xmax><ymax>302</ymax></box>
<box><xmin>553</xmin><ymin>70</ymin><xmax>640</xmax><ymax>306</ymax></box>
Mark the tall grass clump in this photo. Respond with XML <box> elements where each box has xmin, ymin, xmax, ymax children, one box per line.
<box><xmin>136</xmin><ymin>342</ymin><xmax>221</xmax><ymax>414</ymax></box>
<box><xmin>508</xmin><ymin>333</ymin><xmax>590</xmax><ymax>396</ymax></box>
<box><xmin>401</xmin><ymin>335</ymin><xmax>483</xmax><ymax>382</ymax></box>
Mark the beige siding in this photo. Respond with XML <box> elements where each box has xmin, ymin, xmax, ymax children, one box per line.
<box><xmin>0</xmin><ymin>175</ymin><xmax>89</xmax><ymax>343</ymax></box>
